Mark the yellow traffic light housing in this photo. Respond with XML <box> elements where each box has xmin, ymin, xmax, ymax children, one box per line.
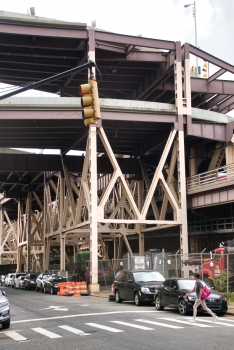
<box><xmin>203</xmin><ymin>60</ymin><xmax>208</xmax><ymax>78</ymax></box>
<box><xmin>79</xmin><ymin>79</ymin><xmax>101</xmax><ymax>126</ymax></box>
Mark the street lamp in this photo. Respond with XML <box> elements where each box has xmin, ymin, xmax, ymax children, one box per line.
<box><xmin>184</xmin><ymin>1</ymin><xmax>198</xmax><ymax>72</ymax></box>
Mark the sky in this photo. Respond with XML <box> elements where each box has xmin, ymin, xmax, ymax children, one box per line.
<box><xmin>0</xmin><ymin>0</ymin><xmax>234</xmax><ymax>153</ymax></box>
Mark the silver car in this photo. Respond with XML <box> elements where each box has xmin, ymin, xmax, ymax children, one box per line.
<box><xmin>0</xmin><ymin>290</ymin><xmax>10</xmax><ymax>329</ymax></box>
<box><xmin>5</xmin><ymin>273</ymin><xmax>13</xmax><ymax>287</ymax></box>
<box><xmin>15</xmin><ymin>276</ymin><xmax>25</xmax><ymax>289</ymax></box>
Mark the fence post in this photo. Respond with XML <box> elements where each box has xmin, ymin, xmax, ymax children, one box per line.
<box><xmin>227</xmin><ymin>253</ymin><xmax>229</xmax><ymax>293</ymax></box>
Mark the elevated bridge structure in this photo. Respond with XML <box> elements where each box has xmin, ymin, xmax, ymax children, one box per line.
<box><xmin>0</xmin><ymin>11</ymin><xmax>234</xmax><ymax>286</ymax></box>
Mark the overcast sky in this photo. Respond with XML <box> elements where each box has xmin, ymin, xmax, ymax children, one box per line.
<box><xmin>0</xmin><ymin>0</ymin><xmax>233</xmax><ymax>153</ymax></box>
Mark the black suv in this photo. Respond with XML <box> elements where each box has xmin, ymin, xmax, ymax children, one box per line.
<box><xmin>23</xmin><ymin>273</ymin><xmax>38</xmax><ymax>291</ymax></box>
<box><xmin>114</xmin><ymin>270</ymin><xmax>165</xmax><ymax>306</ymax></box>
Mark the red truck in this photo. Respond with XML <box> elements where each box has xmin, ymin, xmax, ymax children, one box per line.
<box><xmin>199</xmin><ymin>246</ymin><xmax>234</xmax><ymax>283</ymax></box>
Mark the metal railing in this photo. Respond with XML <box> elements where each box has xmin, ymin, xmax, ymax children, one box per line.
<box><xmin>187</xmin><ymin>163</ymin><xmax>234</xmax><ymax>191</ymax></box>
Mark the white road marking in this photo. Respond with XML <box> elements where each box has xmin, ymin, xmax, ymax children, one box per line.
<box><xmin>59</xmin><ymin>325</ymin><xmax>90</xmax><ymax>336</ymax></box>
<box><xmin>86</xmin><ymin>322</ymin><xmax>124</xmax><ymax>333</ymax></box>
<box><xmin>32</xmin><ymin>327</ymin><xmax>62</xmax><ymax>339</ymax></box>
<box><xmin>11</xmin><ymin>310</ymin><xmax>158</xmax><ymax>324</ymax></box>
<box><xmin>111</xmin><ymin>320</ymin><xmax>154</xmax><ymax>330</ymax></box>
<box><xmin>159</xmin><ymin>318</ymin><xmax>212</xmax><ymax>327</ymax></box>
<box><xmin>135</xmin><ymin>319</ymin><xmax>183</xmax><ymax>329</ymax></box>
<box><xmin>194</xmin><ymin>319</ymin><xmax>234</xmax><ymax>327</ymax></box>
<box><xmin>42</xmin><ymin>306</ymin><xmax>68</xmax><ymax>311</ymax></box>
<box><xmin>4</xmin><ymin>331</ymin><xmax>28</xmax><ymax>341</ymax></box>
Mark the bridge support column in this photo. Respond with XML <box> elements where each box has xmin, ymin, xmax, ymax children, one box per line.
<box><xmin>0</xmin><ymin>207</ymin><xmax>3</xmax><ymax>264</ymax></box>
<box><xmin>26</xmin><ymin>191</ymin><xmax>32</xmax><ymax>272</ymax></box>
<box><xmin>89</xmin><ymin>124</ymin><xmax>100</xmax><ymax>293</ymax></box>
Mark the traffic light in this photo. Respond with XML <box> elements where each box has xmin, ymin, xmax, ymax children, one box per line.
<box><xmin>79</xmin><ymin>79</ymin><xmax>101</xmax><ymax>126</ymax></box>
<box><xmin>203</xmin><ymin>61</ymin><xmax>208</xmax><ymax>78</ymax></box>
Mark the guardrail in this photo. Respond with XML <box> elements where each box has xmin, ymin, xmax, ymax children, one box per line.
<box><xmin>187</xmin><ymin>163</ymin><xmax>234</xmax><ymax>191</ymax></box>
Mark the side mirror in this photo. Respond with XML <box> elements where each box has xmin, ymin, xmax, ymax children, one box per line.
<box><xmin>1</xmin><ymin>291</ymin><xmax>5</xmax><ymax>296</ymax></box>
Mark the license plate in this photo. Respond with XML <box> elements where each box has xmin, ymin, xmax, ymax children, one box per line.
<box><xmin>208</xmin><ymin>299</ymin><xmax>215</xmax><ymax>302</ymax></box>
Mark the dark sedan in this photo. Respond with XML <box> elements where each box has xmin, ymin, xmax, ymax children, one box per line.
<box><xmin>114</xmin><ymin>270</ymin><xmax>165</xmax><ymax>306</ymax></box>
<box><xmin>24</xmin><ymin>273</ymin><xmax>38</xmax><ymax>291</ymax></box>
<box><xmin>154</xmin><ymin>278</ymin><xmax>228</xmax><ymax>316</ymax></box>
<box><xmin>43</xmin><ymin>276</ymin><xmax>68</xmax><ymax>294</ymax></box>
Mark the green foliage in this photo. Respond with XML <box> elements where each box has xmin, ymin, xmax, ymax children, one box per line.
<box><xmin>224</xmin><ymin>292</ymin><xmax>234</xmax><ymax>302</ymax></box>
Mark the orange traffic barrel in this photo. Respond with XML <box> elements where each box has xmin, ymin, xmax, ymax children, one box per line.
<box><xmin>73</xmin><ymin>282</ymin><xmax>81</xmax><ymax>297</ymax></box>
<box><xmin>80</xmin><ymin>281</ymin><xmax>89</xmax><ymax>295</ymax></box>
<box><xmin>57</xmin><ymin>283</ymin><xmax>66</xmax><ymax>296</ymax></box>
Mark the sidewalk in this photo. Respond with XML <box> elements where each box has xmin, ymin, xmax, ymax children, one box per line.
<box><xmin>91</xmin><ymin>287</ymin><xmax>234</xmax><ymax>315</ymax></box>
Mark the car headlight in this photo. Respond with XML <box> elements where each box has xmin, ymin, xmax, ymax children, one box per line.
<box><xmin>188</xmin><ymin>296</ymin><xmax>195</xmax><ymax>301</ymax></box>
<box><xmin>141</xmin><ymin>287</ymin><xmax>150</xmax><ymax>293</ymax></box>
<box><xmin>0</xmin><ymin>302</ymin><xmax>9</xmax><ymax>309</ymax></box>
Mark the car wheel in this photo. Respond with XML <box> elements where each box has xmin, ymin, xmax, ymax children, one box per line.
<box><xmin>178</xmin><ymin>299</ymin><xmax>188</xmax><ymax>315</ymax></box>
<box><xmin>24</xmin><ymin>284</ymin><xmax>26</xmax><ymax>290</ymax></box>
<box><xmin>217</xmin><ymin>312</ymin><xmax>226</xmax><ymax>317</ymax></box>
<box><xmin>44</xmin><ymin>286</ymin><xmax>47</xmax><ymax>294</ymax></box>
<box><xmin>28</xmin><ymin>287</ymin><xmax>31</xmax><ymax>291</ymax></box>
<box><xmin>115</xmin><ymin>290</ymin><xmax>122</xmax><ymax>303</ymax></box>
<box><xmin>155</xmin><ymin>295</ymin><xmax>164</xmax><ymax>311</ymax></box>
<box><xmin>50</xmin><ymin>288</ymin><xmax>54</xmax><ymax>295</ymax></box>
<box><xmin>40</xmin><ymin>285</ymin><xmax>44</xmax><ymax>293</ymax></box>
<box><xmin>2</xmin><ymin>320</ymin><xmax>10</xmax><ymax>329</ymax></box>
<box><xmin>134</xmin><ymin>292</ymin><xmax>142</xmax><ymax>306</ymax></box>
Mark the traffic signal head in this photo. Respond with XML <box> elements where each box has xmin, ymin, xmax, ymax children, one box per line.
<box><xmin>203</xmin><ymin>61</ymin><xmax>208</xmax><ymax>78</ymax></box>
<box><xmin>79</xmin><ymin>79</ymin><xmax>101</xmax><ymax>126</ymax></box>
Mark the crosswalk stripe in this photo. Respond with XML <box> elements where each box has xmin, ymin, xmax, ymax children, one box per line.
<box><xmin>58</xmin><ymin>325</ymin><xmax>90</xmax><ymax>336</ymax></box>
<box><xmin>4</xmin><ymin>331</ymin><xmax>28</xmax><ymax>341</ymax></box>
<box><xmin>110</xmin><ymin>321</ymin><xmax>154</xmax><ymax>330</ymax></box>
<box><xmin>32</xmin><ymin>327</ymin><xmax>61</xmax><ymax>338</ymax></box>
<box><xmin>85</xmin><ymin>323</ymin><xmax>124</xmax><ymax>333</ymax></box>
<box><xmin>159</xmin><ymin>318</ymin><xmax>212</xmax><ymax>328</ymax></box>
<box><xmin>193</xmin><ymin>319</ymin><xmax>234</xmax><ymax>327</ymax></box>
<box><xmin>134</xmin><ymin>319</ymin><xmax>183</xmax><ymax>329</ymax></box>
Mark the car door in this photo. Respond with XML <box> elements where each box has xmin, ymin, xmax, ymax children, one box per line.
<box><xmin>168</xmin><ymin>279</ymin><xmax>179</xmax><ymax>307</ymax></box>
<box><xmin>160</xmin><ymin>279</ymin><xmax>171</xmax><ymax>306</ymax></box>
<box><xmin>124</xmin><ymin>272</ymin><xmax>134</xmax><ymax>301</ymax></box>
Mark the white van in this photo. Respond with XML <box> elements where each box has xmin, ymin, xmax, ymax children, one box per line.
<box><xmin>5</xmin><ymin>273</ymin><xmax>14</xmax><ymax>287</ymax></box>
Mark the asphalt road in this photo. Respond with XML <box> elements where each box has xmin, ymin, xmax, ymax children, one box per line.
<box><xmin>0</xmin><ymin>285</ymin><xmax>234</xmax><ymax>350</ymax></box>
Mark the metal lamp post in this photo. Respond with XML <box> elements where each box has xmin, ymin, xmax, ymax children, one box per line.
<box><xmin>184</xmin><ymin>1</ymin><xmax>198</xmax><ymax>73</ymax></box>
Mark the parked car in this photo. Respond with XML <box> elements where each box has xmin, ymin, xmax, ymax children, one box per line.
<box><xmin>5</xmin><ymin>273</ymin><xmax>14</xmax><ymax>287</ymax></box>
<box><xmin>0</xmin><ymin>290</ymin><xmax>10</xmax><ymax>329</ymax></box>
<box><xmin>36</xmin><ymin>274</ymin><xmax>50</xmax><ymax>292</ymax></box>
<box><xmin>114</xmin><ymin>270</ymin><xmax>165</xmax><ymax>306</ymax></box>
<box><xmin>0</xmin><ymin>275</ymin><xmax>6</xmax><ymax>286</ymax></box>
<box><xmin>154</xmin><ymin>278</ymin><xmax>228</xmax><ymax>316</ymax></box>
<box><xmin>15</xmin><ymin>276</ymin><xmax>26</xmax><ymax>289</ymax></box>
<box><xmin>12</xmin><ymin>273</ymin><xmax>27</xmax><ymax>288</ymax></box>
<box><xmin>23</xmin><ymin>273</ymin><xmax>38</xmax><ymax>291</ymax></box>
<box><xmin>43</xmin><ymin>276</ymin><xmax>68</xmax><ymax>294</ymax></box>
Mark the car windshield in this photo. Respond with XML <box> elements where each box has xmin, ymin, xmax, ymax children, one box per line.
<box><xmin>178</xmin><ymin>279</ymin><xmax>211</xmax><ymax>290</ymax></box>
<box><xmin>133</xmin><ymin>271</ymin><xmax>165</xmax><ymax>282</ymax></box>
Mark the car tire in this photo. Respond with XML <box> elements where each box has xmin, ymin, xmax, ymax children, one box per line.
<box><xmin>134</xmin><ymin>292</ymin><xmax>142</xmax><ymax>306</ymax></box>
<box><xmin>44</xmin><ymin>287</ymin><xmax>47</xmax><ymax>294</ymax></box>
<box><xmin>115</xmin><ymin>290</ymin><xmax>122</xmax><ymax>303</ymax></box>
<box><xmin>40</xmin><ymin>285</ymin><xmax>44</xmax><ymax>293</ymax></box>
<box><xmin>28</xmin><ymin>287</ymin><xmax>31</xmax><ymax>291</ymax></box>
<box><xmin>155</xmin><ymin>295</ymin><xmax>164</xmax><ymax>311</ymax></box>
<box><xmin>24</xmin><ymin>284</ymin><xmax>27</xmax><ymax>290</ymax></box>
<box><xmin>2</xmin><ymin>320</ymin><xmax>10</xmax><ymax>329</ymax></box>
<box><xmin>50</xmin><ymin>288</ymin><xmax>54</xmax><ymax>295</ymax></box>
<box><xmin>217</xmin><ymin>312</ymin><xmax>226</xmax><ymax>317</ymax></box>
<box><xmin>178</xmin><ymin>299</ymin><xmax>188</xmax><ymax>315</ymax></box>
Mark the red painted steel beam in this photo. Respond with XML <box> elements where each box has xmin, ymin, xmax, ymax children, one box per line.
<box><xmin>191</xmin><ymin>122</ymin><xmax>226</xmax><ymax>141</ymax></box>
<box><xmin>189</xmin><ymin>45</ymin><xmax>234</xmax><ymax>74</ymax></box>
<box><xmin>0</xmin><ymin>23</ymin><xmax>87</xmax><ymax>39</ymax></box>
<box><xmin>95</xmin><ymin>31</ymin><xmax>176</xmax><ymax>51</ymax></box>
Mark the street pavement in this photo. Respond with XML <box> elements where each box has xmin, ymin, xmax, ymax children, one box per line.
<box><xmin>1</xmin><ymin>285</ymin><xmax>234</xmax><ymax>350</ymax></box>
